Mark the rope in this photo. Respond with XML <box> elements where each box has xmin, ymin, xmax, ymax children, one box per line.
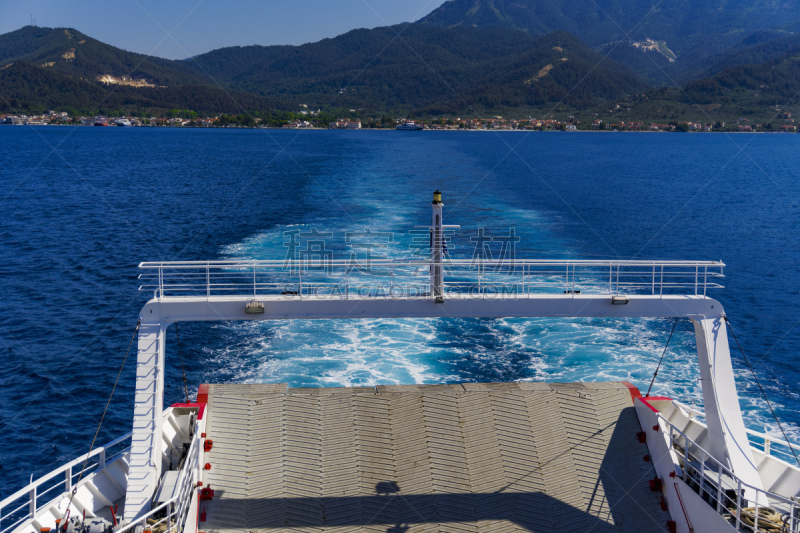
<box><xmin>65</xmin><ymin>319</ymin><xmax>140</xmax><ymax>516</ymax></box>
<box><xmin>175</xmin><ymin>323</ymin><xmax>189</xmax><ymax>403</ymax></box>
<box><xmin>725</xmin><ymin>317</ymin><xmax>800</xmax><ymax>468</ymax></box>
<box><xmin>646</xmin><ymin>317</ymin><xmax>679</xmax><ymax>397</ymax></box>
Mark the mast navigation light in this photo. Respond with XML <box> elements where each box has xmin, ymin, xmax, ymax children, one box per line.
<box><xmin>432</xmin><ymin>190</ymin><xmax>442</xmax><ymax>205</ymax></box>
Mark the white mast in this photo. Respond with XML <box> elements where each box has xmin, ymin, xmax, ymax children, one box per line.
<box><xmin>431</xmin><ymin>190</ymin><xmax>443</xmax><ymax>301</ymax></box>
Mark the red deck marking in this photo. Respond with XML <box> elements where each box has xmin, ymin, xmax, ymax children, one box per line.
<box><xmin>636</xmin><ymin>396</ymin><xmax>673</xmax><ymax>413</ymax></box>
<box><xmin>621</xmin><ymin>381</ymin><xmax>643</xmax><ymax>402</ymax></box>
<box><xmin>196</xmin><ymin>384</ymin><xmax>209</xmax><ymax>405</ymax></box>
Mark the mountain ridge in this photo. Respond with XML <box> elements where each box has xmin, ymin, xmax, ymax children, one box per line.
<box><xmin>419</xmin><ymin>0</ymin><xmax>800</xmax><ymax>84</ymax></box>
<box><xmin>0</xmin><ymin>25</ymin><xmax>647</xmax><ymax>115</ymax></box>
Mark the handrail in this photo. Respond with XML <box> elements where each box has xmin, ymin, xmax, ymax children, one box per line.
<box><xmin>139</xmin><ymin>259</ymin><xmax>726</xmax><ymax>268</ymax></box>
<box><xmin>0</xmin><ymin>432</ymin><xmax>131</xmax><ymax>509</ymax></box>
<box><xmin>117</xmin><ymin>417</ymin><xmax>203</xmax><ymax>533</ymax></box>
<box><xmin>658</xmin><ymin>413</ymin><xmax>799</xmax><ymax>532</ymax></box>
<box><xmin>672</xmin><ymin>400</ymin><xmax>799</xmax><ymax>459</ymax></box>
<box><xmin>138</xmin><ymin>259</ymin><xmax>726</xmax><ymax>301</ymax></box>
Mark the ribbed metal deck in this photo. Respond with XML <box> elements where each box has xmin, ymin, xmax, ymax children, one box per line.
<box><xmin>199</xmin><ymin>382</ymin><xmax>669</xmax><ymax>532</ymax></box>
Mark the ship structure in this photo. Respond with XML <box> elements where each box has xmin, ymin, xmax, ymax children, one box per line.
<box><xmin>2</xmin><ymin>192</ymin><xmax>799</xmax><ymax>533</ymax></box>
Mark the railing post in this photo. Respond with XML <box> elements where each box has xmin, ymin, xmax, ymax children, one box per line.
<box><xmin>754</xmin><ymin>495</ymin><xmax>760</xmax><ymax>532</ymax></box>
<box><xmin>652</xmin><ymin>264</ymin><xmax>655</xmax><ymax>295</ymax></box>
<box><xmin>764</xmin><ymin>438</ymin><xmax>771</xmax><ymax>456</ymax></box>
<box><xmin>159</xmin><ymin>266</ymin><xmax>164</xmax><ymax>300</ymax></box>
<box><xmin>65</xmin><ymin>465</ymin><xmax>72</xmax><ymax>492</ymax></box>
<box><xmin>735</xmin><ymin>480</ymin><xmax>742</xmax><ymax>529</ymax></box>
<box><xmin>390</xmin><ymin>267</ymin><xmax>394</xmax><ymax>300</ymax></box>
<box><xmin>703</xmin><ymin>265</ymin><xmax>708</xmax><ymax>298</ymax></box>
<box><xmin>99</xmin><ymin>448</ymin><xmax>106</xmax><ymax>469</ymax></box>
<box><xmin>683</xmin><ymin>434</ymin><xmax>689</xmax><ymax>483</ymax></box>
<box><xmin>206</xmin><ymin>266</ymin><xmax>210</xmax><ymax>300</ymax></box>
<box><xmin>29</xmin><ymin>487</ymin><xmax>36</xmax><ymax>520</ymax></box>
<box><xmin>717</xmin><ymin>462</ymin><xmax>723</xmax><ymax>513</ymax></box>
<box><xmin>525</xmin><ymin>263</ymin><xmax>528</xmax><ymax>297</ymax></box>
<box><xmin>695</xmin><ymin>264</ymin><xmax>698</xmax><ymax>295</ymax></box>
<box><xmin>571</xmin><ymin>264</ymin><xmax>575</xmax><ymax>297</ymax></box>
<box><xmin>698</xmin><ymin>456</ymin><xmax>705</xmax><ymax>501</ymax></box>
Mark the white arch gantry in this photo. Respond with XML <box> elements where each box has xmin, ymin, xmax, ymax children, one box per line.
<box><xmin>123</xmin><ymin>197</ymin><xmax>759</xmax><ymax>521</ymax></box>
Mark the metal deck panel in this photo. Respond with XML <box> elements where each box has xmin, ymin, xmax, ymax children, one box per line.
<box><xmin>201</xmin><ymin>382</ymin><xmax>670</xmax><ymax>532</ymax></box>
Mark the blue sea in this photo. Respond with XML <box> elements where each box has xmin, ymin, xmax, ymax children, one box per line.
<box><xmin>1</xmin><ymin>127</ymin><xmax>799</xmax><ymax>494</ymax></box>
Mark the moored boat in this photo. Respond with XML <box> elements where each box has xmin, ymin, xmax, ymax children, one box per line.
<box><xmin>396</xmin><ymin>121</ymin><xmax>423</xmax><ymax>130</ymax></box>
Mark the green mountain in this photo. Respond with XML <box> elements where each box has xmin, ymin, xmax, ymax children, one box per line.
<box><xmin>680</xmin><ymin>48</ymin><xmax>800</xmax><ymax>104</ymax></box>
<box><xmin>0</xmin><ymin>26</ymin><xmax>201</xmax><ymax>86</ymax></box>
<box><xmin>0</xmin><ymin>26</ymin><xmax>291</xmax><ymax>115</ymax></box>
<box><xmin>0</xmin><ymin>60</ymin><xmax>284</xmax><ymax>115</ymax></box>
<box><xmin>0</xmin><ymin>25</ymin><xmax>646</xmax><ymax>115</ymax></box>
<box><xmin>683</xmin><ymin>33</ymin><xmax>800</xmax><ymax>82</ymax></box>
<box><xmin>419</xmin><ymin>0</ymin><xmax>800</xmax><ymax>83</ymax></box>
<box><xmin>180</xmin><ymin>25</ymin><xmax>647</xmax><ymax>114</ymax></box>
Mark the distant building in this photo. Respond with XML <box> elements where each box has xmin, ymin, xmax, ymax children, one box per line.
<box><xmin>346</xmin><ymin>121</ymin><xmax>361</xmax><ymax>129</ymax></box>
<box><xmin>565</xmin><ymin>124</ymin><xmax>577</xmax><ymax>131</ymax></box>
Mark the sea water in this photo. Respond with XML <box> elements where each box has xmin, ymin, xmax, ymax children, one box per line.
<box><xmin>1</xmin><ymin>126</ymin><xmax>799</xmax><ymax>493</ymax></box>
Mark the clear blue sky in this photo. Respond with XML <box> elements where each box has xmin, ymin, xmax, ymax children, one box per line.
<box><xmin>1</xmin><ymin>0</ymin><xmax>448</xmax><ymax>59</ymax></box>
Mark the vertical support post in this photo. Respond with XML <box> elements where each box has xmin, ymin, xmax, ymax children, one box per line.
<box><xmin>431</xmin><ymin>190</ymin><xmax>444</xmax><ymax>301</ymax></box>
<box><xmin>99</xmin><ymin>448</ymin><xmax>106</xmax><ymax>469</ymax></box>
<box><xmin>764</xmin><ymin>439</ymin><xmax>771</xmax><ymax>456</ymax></box>
<box><xmin>29</xmin><ymin>487</ymin><xmax>36</xmax><ymax>520</ymax></box>
<box><xmin>717</xmin><ymin>462</ymin><xmax>723</xmax><ymax>513</ymax></box>
<box><xmin>206</xmin><ymin>266</ymin><xmax>210</xmax><ymax>301</ymax></box>
<box><xmin>65</xmin><ymin>466</ymin><xmax>72</xmax><ymax>493</ymax></box>
<box><xmin>692</xmin><ymin>316</ymin><xmax>766</xmax><ymax>505</ymax></box>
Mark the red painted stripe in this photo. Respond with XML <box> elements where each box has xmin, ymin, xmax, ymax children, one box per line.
<box><xmin>196</xmin><ymin>384</ymin><xmax>210</xmax><ymax>405</ymax></box>
<box><xmin>636</xmin><ymin>396</ymin><xmax>673</xmax><ymax>413</ymax></box>
<box><xmin>622</xmin><ymin>381</ymin><xmax>642</xmax><ymax>402</ymax></box>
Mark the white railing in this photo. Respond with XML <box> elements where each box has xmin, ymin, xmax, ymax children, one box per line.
<box><xmin>659</xmin><ymin>413</ymin><xmax>800</xmax><ymax>532</ymax></box>
<box><xmin>139</xmin><ymin>259</ymin><xmax>725</xmax><ymax>300</ymax></box>
<box><xmin>673</xmin><ymin>401</ymin><xmax>800</xmax><ymax>466</ymax></box>
<box><xmin>117</xmin><ymin>421</ymin><xmax>202</xmax><ymax>533</ymax></box>
<box><xmin>0</xmin><ymin>433</ymin><xmax>131</xmax><ymax>533</ymax></box>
